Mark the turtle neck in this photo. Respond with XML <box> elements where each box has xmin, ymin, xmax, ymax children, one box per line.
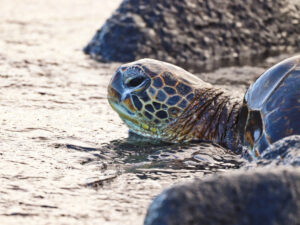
<box><xmin>165</xmin><ymin>86</ymin><xmax>243</xmax><ymax>153</ymax></box>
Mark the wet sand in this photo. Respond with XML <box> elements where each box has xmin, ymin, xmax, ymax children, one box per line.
<box><xmin>0</xmin><ymin>1</ymin><xmax>297</xmax><ymax>225</ymax></box>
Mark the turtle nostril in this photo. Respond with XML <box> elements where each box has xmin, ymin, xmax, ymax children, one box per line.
<box><xmin>126</xmin><ymin>76</ymin><xmax>145</xmax><ymax>88</ymax></box>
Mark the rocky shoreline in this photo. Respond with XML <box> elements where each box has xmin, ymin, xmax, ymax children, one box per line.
<box><xmin>145</xmin><ymin>135</ymin><xmax>300</xmax><ymax>225</ymax></box>
<box><xmin>145</xmin><ymin>166</ymin><xmax>300</xmax><ymax>225</ymax></box>
<box><xmin>85</xmin><ymin>0</ymin><xmax>300</xmax><ymax>72</ymax></box>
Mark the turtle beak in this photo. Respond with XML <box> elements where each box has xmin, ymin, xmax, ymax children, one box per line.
<box><xmin>107</xmin><ymin>69</ymin><xmax>136</xmax><ymax>115</ymax></box>
<box><xmin>108</xmin><ymin>70</ymin><xmax>130</xmax><ymax>102</ymax></box>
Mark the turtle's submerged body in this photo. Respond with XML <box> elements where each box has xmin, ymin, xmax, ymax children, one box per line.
<box><xmin>107</xmin><ymin>56</ymin><xmax>300</xmax><ymax>157</ymax></box>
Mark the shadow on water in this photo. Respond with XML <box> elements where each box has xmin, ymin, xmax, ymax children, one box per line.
<box><xmin>56</xmin><ymin>132</ymin><xmax>246</xmax><ymax>188</ymax></box>
<box><xmin>64</xmin><ymin>133</ymin><xmax>245</xmax><ymax>169</ymax></box>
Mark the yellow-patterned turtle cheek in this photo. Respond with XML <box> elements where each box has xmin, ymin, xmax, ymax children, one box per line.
<box><xmin>129</xmin><ymin>70</ymin><xmax>195</xmax><ymax>127</ymax></box>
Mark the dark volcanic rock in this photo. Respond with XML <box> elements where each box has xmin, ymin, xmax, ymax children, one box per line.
<box><xmin>84</xmin><ymin>0</ymin><xmax>300</xmax><ymax>71</ymax></box>
<box><xmin>253</xmin><ymin>135</ymin><xmax>300</xmax><ymax>167</ymax></box>
<box><xmin>144</xmin><ymin>168</ymin><xmax>300</xmax><ymax>225</ymax></box>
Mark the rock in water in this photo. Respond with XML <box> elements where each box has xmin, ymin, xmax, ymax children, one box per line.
<box><xmin>144</xmin><ymin>168</ymin><xmax>300</xmax><ymax>225</ymax></box>
<box><xmin>253</xmin><ymin>135</ymin><xmax>300</xmax><ymax>167</ymax></box>
<box><xmin>84</xmin><ymin>0</ymin><xmax>300</xmax><ymax>71</ymax></box>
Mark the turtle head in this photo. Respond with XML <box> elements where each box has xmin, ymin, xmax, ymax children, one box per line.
<box><xmin>107</xmin><ymin>58</ymin><xmax>207</xmax><ymax>142</ymax></box>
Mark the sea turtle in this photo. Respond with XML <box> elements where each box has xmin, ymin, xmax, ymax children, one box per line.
<box><xmin>107</xmin><ymin>56</ymin><xmax>300</xmax><ymax>157</ymax></box>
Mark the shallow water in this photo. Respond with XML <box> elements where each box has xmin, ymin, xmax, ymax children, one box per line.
<box><xmin>0</xmin><ymin>0</ymin><xmax>297</xmax><ymax>225</ymax></box>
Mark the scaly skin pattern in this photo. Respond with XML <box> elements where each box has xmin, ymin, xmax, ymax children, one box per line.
<box><xmin>107</xmin><ymin>58</ymin><xmax>243</xmax><ymax>152</ymax></box>
<box><xmin>164</xmin><ymin>87</ymin><xmax>242</xmax><ymax>152</ymax></box>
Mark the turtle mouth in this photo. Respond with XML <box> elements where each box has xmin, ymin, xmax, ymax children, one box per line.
<box><xmin>107</xmin><ymin>85</ymin><xmax>155</xmax><ymax>137</ymax></box>
<box><xmin>108</xmin><ymin>97</ymin><xmax>164</xmax><ymax>139</ymax></box>
<box><xmin>108</xmin><ymin>98</ymin><xmax>137</xmax><ymax>122</ymax></box>
<box><xmin>109</xmin><ymin>99</ymin><xmax>135</xmax><ymax>116</ymax></box>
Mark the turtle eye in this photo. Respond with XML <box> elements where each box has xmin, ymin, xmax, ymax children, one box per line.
<box><xmin>125</xmin><ymin>76</ymin><xmax>146</xmax><ymax>88</ymax></box>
